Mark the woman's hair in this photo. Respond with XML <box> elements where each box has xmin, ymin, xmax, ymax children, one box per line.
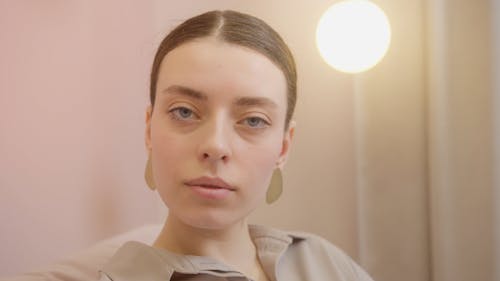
<box><xmin>150</xmin><ymin>10</ymin><xmax>297</xmax><ymax>128</ymax></box>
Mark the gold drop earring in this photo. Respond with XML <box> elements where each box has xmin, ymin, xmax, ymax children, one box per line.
<box><xmin>144</xmin><ymin>153</ymin><xmax>156</xmax><ymax>190</ymax></box>
<box><xmin>266</xmin><ymin>169</ymin><xmax>283</xmax><ymax>204</ymax></box>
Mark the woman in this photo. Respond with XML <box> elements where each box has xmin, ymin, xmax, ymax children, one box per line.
<box><xmin>100</xmin><ymin>10</ymin><xmax>374</xmax><ymax>281</ymax></box>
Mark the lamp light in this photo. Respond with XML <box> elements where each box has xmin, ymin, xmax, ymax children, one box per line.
<box><xmin>316</xmin><ymin>0</ymin><xmax>391</xmax><ymax>73</ymax></box>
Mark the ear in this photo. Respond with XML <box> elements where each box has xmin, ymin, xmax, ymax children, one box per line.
<box><xmin>145</xmin><ymin>106</ymin><xmax>153</xmax><ymax>151</ymax></box>
<box><xmin>277</xmin><ymin>120</ymin><xmax>296</xmax><ymax>169</ymax></box>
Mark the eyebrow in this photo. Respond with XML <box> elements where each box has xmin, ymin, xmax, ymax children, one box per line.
<box><xmin>162</xmin><ymin>84</ymin><xmax>278</xmax><ymax>108</ymax></box>
<box><xmin>162</xmin><ymin>85</ymin><xmax>208</xmax><ymax>100</ymax></box>
<box><xmin>233</xmin><ymin>96</ymin><xmax>278</xmax><ymax>109</ymax></box>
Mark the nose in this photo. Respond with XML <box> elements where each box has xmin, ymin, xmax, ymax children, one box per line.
<box><xmin>197</xmin><ymin>116</ymin><xmax>232</xmax><ymax>163</ymax></box>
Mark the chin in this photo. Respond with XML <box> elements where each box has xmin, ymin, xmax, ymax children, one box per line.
<box><xmin>181</xmin><ymin>210</ymin><xmax>248</xmax><ymax>230</ymax></box>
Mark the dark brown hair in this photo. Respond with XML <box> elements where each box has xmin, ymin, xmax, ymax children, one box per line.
<box><xmin>150</xmin><ymin>10</ymin><xmax>297</xmax><ymax>127</ymax></box>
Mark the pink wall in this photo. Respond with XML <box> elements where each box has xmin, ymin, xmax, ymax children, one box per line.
<box><xmin>0</xmin><ymin>1</ymin><xmax>160</xmax><ymax>275</ymax></box>
<box><xmin>0</xmin><ymin>0</ymin><xmax>359</xmax><ymax>277</ymax></box>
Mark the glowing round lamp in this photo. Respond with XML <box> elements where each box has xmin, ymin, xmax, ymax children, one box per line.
<box><xmin>316</xmin><ymin>0</ymin><xmax>391</xmax><ymax>73</ymax></box>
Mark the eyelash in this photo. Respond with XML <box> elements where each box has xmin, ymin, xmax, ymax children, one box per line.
<box><xmin>167</xmin><ymin>106</ymin><xmax>271</xmax><ymax>129</ymax></box>
<box><xmin>239</xmin><ymin>116</ymin><xmax>271</xmax><ymax>129</ymax></box>
<box><xmin>168</xmin><ymin>106</ymin><xmax>199</xmax><ymax>121</ymax></box>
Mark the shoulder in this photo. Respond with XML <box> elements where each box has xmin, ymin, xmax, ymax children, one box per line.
<box><xmin>99</xmin><ymin>241</ymin><xmax>176</xmax><ymax>281</ymax></box>
<box><xmin>265</xmin><ymin>227</ymin><xmax>374</xmax><ymax>281</ymax></box>
<box><xmin>250</xmin><ymin>224</ymin><xmax>351</xmax><ymax>259</ymax></box>
<box><xmin>288</xmin><ymin>230</ymin><xmax>352</xmax><ymax>260</ymax></box>
<box><xmin>285</xmin><ymin>230</ymin><xmax>354</xmax><ymax>264</ymax></box>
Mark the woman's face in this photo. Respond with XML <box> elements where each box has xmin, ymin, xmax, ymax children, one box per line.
<box><xmin>145</xmin><ymin>38</ymin><xmax>294</xmax><ymax>230</ymax></box>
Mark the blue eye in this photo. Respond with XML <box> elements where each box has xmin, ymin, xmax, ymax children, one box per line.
<box><xmin>243</xmin><ymin>116</ymin><xmax>269</xmax><ymax>128</ymax></box>
<box><xmin>169</xmin><ymin>106</ymin><xmax>196</xmax><ymax>120</ymax></box>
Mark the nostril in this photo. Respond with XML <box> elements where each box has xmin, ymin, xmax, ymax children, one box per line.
<box><xmin>202</xmin><ymin>152</ymin><xmax>228</xmax><ymax>161</ymax></box>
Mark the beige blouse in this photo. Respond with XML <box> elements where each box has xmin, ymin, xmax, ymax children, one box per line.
<box><xmin>99</xmin><ymin>225</ymin><xmax>374</xmax><ymax>281</ymax></box>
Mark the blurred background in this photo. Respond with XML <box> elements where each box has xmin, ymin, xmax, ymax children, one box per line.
<box><xmin>0</xmin><ymin>1</ymin><xmax>498</xmax><ymax>281</ymax></box>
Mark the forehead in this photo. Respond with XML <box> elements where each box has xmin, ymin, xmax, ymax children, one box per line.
<box><xmin>156</xmin><ymin>38</ymin><xmax>287</xmax><ymax>106</ymax></box>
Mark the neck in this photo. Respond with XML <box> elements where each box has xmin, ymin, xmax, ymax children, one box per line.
<box><xmin>153</xmin><ymin>215</ymin><xmax>259</xmax><ymax>277</ymax></box>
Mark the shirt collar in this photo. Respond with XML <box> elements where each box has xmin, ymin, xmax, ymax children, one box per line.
<box><xmin>100</xmin><ymin>224</ymin><xmax>305</xmax><ymax>281</ymax></box>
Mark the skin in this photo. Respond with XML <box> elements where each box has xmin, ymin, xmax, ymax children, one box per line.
<box><xmin>145</xmin><ymin>37</ymin><xmax>295</xmax><ymax>280</ymax></box>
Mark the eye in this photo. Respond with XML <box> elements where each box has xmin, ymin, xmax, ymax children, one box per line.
<box><xmin>240</xmin><ymin>116</ymin><xmax>270</xmax><ymax>129</ymax></box>
<box><xmin>169</xmin><ymin>106</ymin><xmax>198</xmax><ymax>121</ymax></box>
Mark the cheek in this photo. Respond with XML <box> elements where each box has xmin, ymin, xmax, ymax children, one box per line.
<box><xmin>150</xmin><ymin>113</ymin><xmax>195</xmax><ymax>153</ymax></box>
<box><xmin>238</xmin><ymin>140</ymin><xmax>282</xmax><ymax>189</ymax></box>
<box><xmin>149</xmin><ymin>121</ymin><xmax>189</xmax><ymax>183</ymax></box>
<box><xmin>149</xmin><ymin>123</ymin><xmax>194</xmax><ymax>210</ymax></box>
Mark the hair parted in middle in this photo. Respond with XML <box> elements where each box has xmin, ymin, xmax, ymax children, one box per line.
<box><xmin>149</xmin><ymin>10</ymin><xmax>297</xmax><ymax>128</ymax></box>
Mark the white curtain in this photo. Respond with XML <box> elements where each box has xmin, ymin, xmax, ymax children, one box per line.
<box><xmin>354</xmin><ymin>0</ymin><xmax>498</xmax><ymax>280</ymax></box>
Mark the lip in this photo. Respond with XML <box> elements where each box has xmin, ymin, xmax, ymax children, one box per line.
<box><xmin>185</xmin><ymin>176</ymin><xmax>235</xmax><ymax>190</ymax></box>
<box><xmin>184</xmin><ymin>176</ymin><xmax>236</xmax><ymax>200</ymax></box>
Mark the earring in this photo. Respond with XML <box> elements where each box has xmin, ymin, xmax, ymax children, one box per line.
<box><xmin>144</xmin><ymin>154</ymin><xmax>156</xmax><ymax>190</ymax></box>
<box><xmin>266</xmin><ymin>169</ymin><xmax>283</xmax><ymax>204</ymax></box>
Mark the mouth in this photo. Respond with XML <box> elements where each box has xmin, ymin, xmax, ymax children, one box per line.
<box><xmin>184</xmin><ymin>176</ymin><xmax>236</xmax><ymax>200</ymax></box>
<box><xmin>184</xmin><ymin>176</ymin><xmax>236</xmax><ymax>191</ymax></box>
